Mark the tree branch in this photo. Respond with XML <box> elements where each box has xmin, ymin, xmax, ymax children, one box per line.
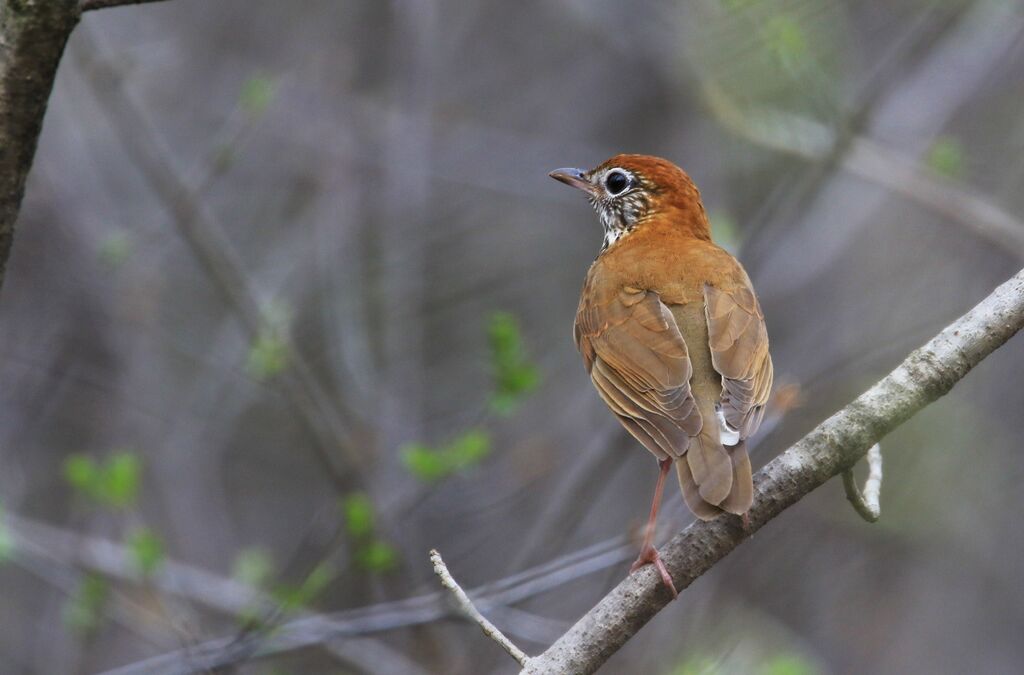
<box><xmin>107</xmin><ymin>268</ymin><xmax>1024</xmax><ymax>674</ymax></box>
<box><xmin>7</xmin><ymin>512</ymin><xmax>431</xmax><ymax>675</ymax></box>
<box><xmin>704</xmin><ymin>84</ymin><xmax>1024</xmax><ymax>258</ymax></box>
<box><xmin>71</xmin><ymin>29</ymin><xmax>371</xmax><ymax>484</ymax></box>
<box><xmin>842</xmin><ymin>443</ymin><xmax>882</xmax><ymax>522</ymax></box>
<box><xmin>521</xmin><ymin>267</ymin><xmax>1024</xmax><ymax>674</ymax></box>
<box><xmin>430</xmin><ymin>549</ymin><xmax>530</xmax><ymax>667</ymax></box>
<box><xmin>80</xmin><ymin>0</ymin><xmax>169</xmax><ymax>11</ymax></box>
<box><xmin>0</xmin><ymin>0</ymin><xmax>80</xmax><ymax>294</ymax></box>
<box><xmin>95</xmin><ymin>535</ymin><xmax>637</xmax><ymax>673</ymax></box>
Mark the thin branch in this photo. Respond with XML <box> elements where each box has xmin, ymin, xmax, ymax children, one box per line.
<box><xmin>703</xmin><ymin>86</ymin><xmax>1024</xmax><ymax>258</ymax></box>
<box><xmin>96</xmin><ymin>535</ymin><xmax>637</xmax><ymax>674</ymax></box>
<box><xmin>842</xmin><ymin>443</ymin><xmax>882</xmax><ymax>522</ymax></box>
<box><xmin>71</xmin><ymin>29</ymin><xmax>371</xmax><ymax>487</ymax></box>
<box><xmin>80</xmin><ymin>0</ymin><xmax>170</xmax><ymax>11</ymax></box>
<box><xmin>430</xmin><ymin>549</ymin><xmax>530</xmax><ymax>667</ymax></box>
<box><xmin>521</xmin><ymin>267</ymin><xmax>1024</xmax><ymax>674</ymax></box>
<box><xmin>102</xmin><ymin>267</ymin><xmax>1024</xmax><ymax>674</ymax></box>
<box><xmin>8</xmin><ymin>512</ymin><xmax>430</xmax><ymax>675</ymax></box>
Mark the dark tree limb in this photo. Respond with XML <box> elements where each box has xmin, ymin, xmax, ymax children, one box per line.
<box><xmin>0</xmin><ymin>0</ymin><xmax>80</xmax><ymax>293</ymax></box>
<box><xmin>80</xmin><ymin>0</ymin><xmax>169</xmax><ymax>11</ymax></box>
<box><xmin>520</xmin><ymin>267</ymin><xmax>1024</xmax><ymax>674</ymax></box>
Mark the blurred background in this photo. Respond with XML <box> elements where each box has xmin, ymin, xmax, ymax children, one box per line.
<box><xmin>1</xmin><ymin>0</ymin><xmax>1024</xmax><ymax>673</ymax></box>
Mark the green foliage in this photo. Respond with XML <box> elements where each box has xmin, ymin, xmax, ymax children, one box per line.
<box><xmin>667</xmin><ymin>655</ymin><xmax>721</xmax><ymax>675</ymax></box>
<box><xmin>247</xmin><ymin>303</ymin><xmax>293</xmax><ymax>380</ymax></box>
<box><xmin>487</xmin><ymin>312</ymin><xmax>540</xmax><ymax>415</ymax></box>
<box><xmin>354</xmin><ymin>539</ymin><xmax>399</xmax><ymax>573</ymax></box>
<box><xmin>0</xmin><ymin>504</ymin><xmax>13</xmax><ymax>563</ymax></box>
<box><xmin>127</xmin><ymin>528</ymin><xmax>165</xmax><ymax>577</ymax></box>
<box><xmin>401</xmin><ymin>443</ymin><xmax>446</xmax><ymax>481</ymax></box>
<box><xmin>63</xmin><ymin>452</ymin><xmax>141</xmax><ymax>509</ymax></box>
<box><xmin>232</xmin><ymin>547</ymin><xmax>274</xmax><ymax>588</ymax></box>
<box><xmin>342</xmin><ymin>492</ymin><xmax>375</xmax><ymax>538</ymax></box>
<box><xmin>927</xmin><ymin>136</ymin><xmax>965</xmax><ymax>179</ymax></box>
<box><xmin>247</xmin><ymin>331</ymin><xmax>290</xmax><ymax>380</ymax></box>
<box><xmin>401</xmin><ymin>429</ymin><xmax>491</xmax><ymax>482</ymax></box>
<box><xmin>240</xmin><ymin>74</ymin><xmax>276</xmax><ymax>117</ymax></box>
<box><xmin>339</xmin><ymin>493</ymin><xmax>399</xmax><ymax>574</ymax></box>
<box><xmin>667</xmin><ymin>651</ymin><xmax>817</xmax><ymax>675</ymax></box>
<box><xmin>272</xmin><ymin>561</ymin><xmax>334</xmax><ymax>611</ymax></box>
<box><xmin>761</xmin><ymin>654</ymin><xmax>818</xmax><ymax>675</ymax></box>
<box><xmin>97</xmin><ymin>231</ymin><xmax>133</xmax><ymax>270</ymax></box>
<box><xmin>63</xmin><ymin>574</ymin><xmax>109</xmax><ymax>635</ymax></box>
<box><xmin>447</xmin><ymin>429</ymin><xmax>491</xmax><ymax>466</ymax></box>
<box><xmin>761</xmin><ymin>15</ymin><xmax>809</xmax><ymax>72</ymax></box>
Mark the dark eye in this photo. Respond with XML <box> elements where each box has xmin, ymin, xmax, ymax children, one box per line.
<box><xmin>605</xmin><ymin>170</ymin><xmax>630</xmax><ymax>196</ymax></box>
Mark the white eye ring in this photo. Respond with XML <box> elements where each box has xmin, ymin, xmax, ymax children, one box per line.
<box><xmin>604</xmin><ymin>170</ymin><xmax>631</xmax><ymax>196</ymax></box>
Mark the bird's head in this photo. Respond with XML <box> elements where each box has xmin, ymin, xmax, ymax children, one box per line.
<box><xmin>549</xmin><ymin>154</ymin><xmax>709</xmax><ymax>250</ymax></box>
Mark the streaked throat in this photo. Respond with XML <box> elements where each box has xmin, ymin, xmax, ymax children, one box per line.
<box><xmin>593</xmin><ymin>193</ymin><xmax>646</xmax><ymax>251</ymax></box>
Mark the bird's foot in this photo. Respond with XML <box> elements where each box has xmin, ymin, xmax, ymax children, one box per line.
<box><xmin>630</xmin><ymin>545</ymin><xmax>678</xmax><ymax>599</ymax></box>
<box><xmin>741</xmin><ymin>511</ymin><xmax>751</xmax><ymax>533</ymax></box>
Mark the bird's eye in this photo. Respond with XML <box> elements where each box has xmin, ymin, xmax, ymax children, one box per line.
<box><xmin>604</xmin><ymin>170</ymin><xmax>630</xmax><ymax>196</ymax></box>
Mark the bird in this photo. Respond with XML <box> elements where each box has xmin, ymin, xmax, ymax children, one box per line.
<box><xmin>550</xmin><ymin>154</ymin><xmax>773</xmax><ymax>597</ymax></box>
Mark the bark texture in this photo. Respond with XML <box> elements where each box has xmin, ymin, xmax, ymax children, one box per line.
<box><xmin>0</xmin><ymin>0</ymin><xmax>79</xmax><ymax>291</ymax></box>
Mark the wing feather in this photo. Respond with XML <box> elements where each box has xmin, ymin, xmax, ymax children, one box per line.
<box><xmin>704</xmin><ymin>283</ymin><xmax>773</xmax><ymax>440</ymax></box>
<box><xmin>575</xmin><ymin>286</ymin><xmax>701</xmax><ymax>459</ymax></box>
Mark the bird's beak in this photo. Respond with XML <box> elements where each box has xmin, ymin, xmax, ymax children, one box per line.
<box><xmin>549</xmin><ymin>167</ymin><xmax>596</xmax><ymax>195</ymax></box>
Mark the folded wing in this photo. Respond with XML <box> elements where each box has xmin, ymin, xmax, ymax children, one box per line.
<box><xmin>575</xmin><ymin>286</ymin><xmax>702</xmax><ymax>460</ymax></box>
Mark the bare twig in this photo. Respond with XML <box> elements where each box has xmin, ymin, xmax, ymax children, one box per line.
<box><xmin>8</xmin><ymin>512</ymin><xmax>430</xmax><ymax>675</ymax></box>
<box><xmin>71</xmin><ymin>29</ymin><xmax>370</xmax><ymax>487</ymax></box>
<box><xmin>521</xmin><ymin>267</ymin><xmax>1024</xmax><ymax>674</ymax></box>
<box><xmin>96</xmin><ymin>536</ymin><xmax>635</xmax><ymax>674</ymax></box>
<box><xmin>102</xmin><ymin>267</ymin><xmax>1024</xmax><ymax>675</ymax></box>
<box><xmin>842</xmin><ymin>443</ymin><xmax>883</xmax><ymax>522</ymax></box>
<box><xmin>704</xmin><ymin>86</ymin><xmax>1024</xmax><ymax>258</ymax></box>
<box><xmin>430</xmin><ymin>549</ymin><xmax>530</xmax><ymax>667</ymax></box>
<box><xmin>80</xmin><ymin>0</ymin><xmax>170</xmax><ymax>10</ymax></box>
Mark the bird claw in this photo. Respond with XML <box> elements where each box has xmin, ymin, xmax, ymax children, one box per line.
<box><xmin>630</xmin><ymin>545</ymin><xmax>678</xmax><ymax>599</ymax></box>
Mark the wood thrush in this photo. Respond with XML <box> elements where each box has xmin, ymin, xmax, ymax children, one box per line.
<box><xmin>550</xmin><ymin>154</ymin><xmax>773</xmax><ymax>596</ymax></box>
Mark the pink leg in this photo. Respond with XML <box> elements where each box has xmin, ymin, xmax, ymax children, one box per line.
<box><xmin>629</xmin><ymin>459</ymin><xmax>678</xmax><ymax>598</ymax></box>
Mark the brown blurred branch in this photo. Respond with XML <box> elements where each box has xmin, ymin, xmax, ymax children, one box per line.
<box><xmin>705</xmin><ymin>85</ymin><xmax>1024</xmax><ymax>257</ymax></box>
<box><xmin>7</xmin><ymin>513</ymin><xmax>430</xmax><ymax>675</ymax></box>
<box><xmin>98</xmin><ymin>534</ymin><xmax>633</xmax><ymax>673</ymax></box>
<box><xmin>71</xmin><ymin>29</ymin><xmax>371</xmax><ymax>487</ymax></box>
<box><xmin>520</xmin><ymin>269</ymin><xmax>1024</xmax><ymax>674</ymax></box>
<box><xmin>80</xmin><ymin>0</ymin><xmax>168</xmax><ymax>11</ymax></box>
<box><xmin>0</xmin><ymin>0</ymin><xmax>80</xmax><ymax>295</ymax></box>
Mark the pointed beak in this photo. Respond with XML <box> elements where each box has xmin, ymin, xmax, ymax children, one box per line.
<box><xmin>549</xmin><ymin>167</ymin><xmax>596</xmax><ymax>195</ymax></box>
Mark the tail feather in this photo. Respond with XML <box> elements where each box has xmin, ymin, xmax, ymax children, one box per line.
<box><xmin>676</xmin><ymin>459</ymin><xmax>723</xmax><ymax>521</ymax></box>
<box><xmin>677</xmin><ymin>439</ymin><xmax>753</xmax><ymax>520</ymax></box>
<box><xmin>686</xmin><ymin>433</ymin><xmax>732</xmax><ymax>504</ymax></box>
<box><xmin>719</xmin><ymin>441</ymin><xmax>753</xmax><ymax>515</ymax></box>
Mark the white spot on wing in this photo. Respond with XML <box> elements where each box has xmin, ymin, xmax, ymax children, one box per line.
<box><xmin>717</xmin><ymin>409</ymin><xmax>740</xmax><ymax>446</ymax></box>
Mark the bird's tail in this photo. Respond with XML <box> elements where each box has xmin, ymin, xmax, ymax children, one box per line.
<box><xmin>677</xmin><ymin>438</ymin><xmax>753</xmax><ymax>521</ymax></box>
